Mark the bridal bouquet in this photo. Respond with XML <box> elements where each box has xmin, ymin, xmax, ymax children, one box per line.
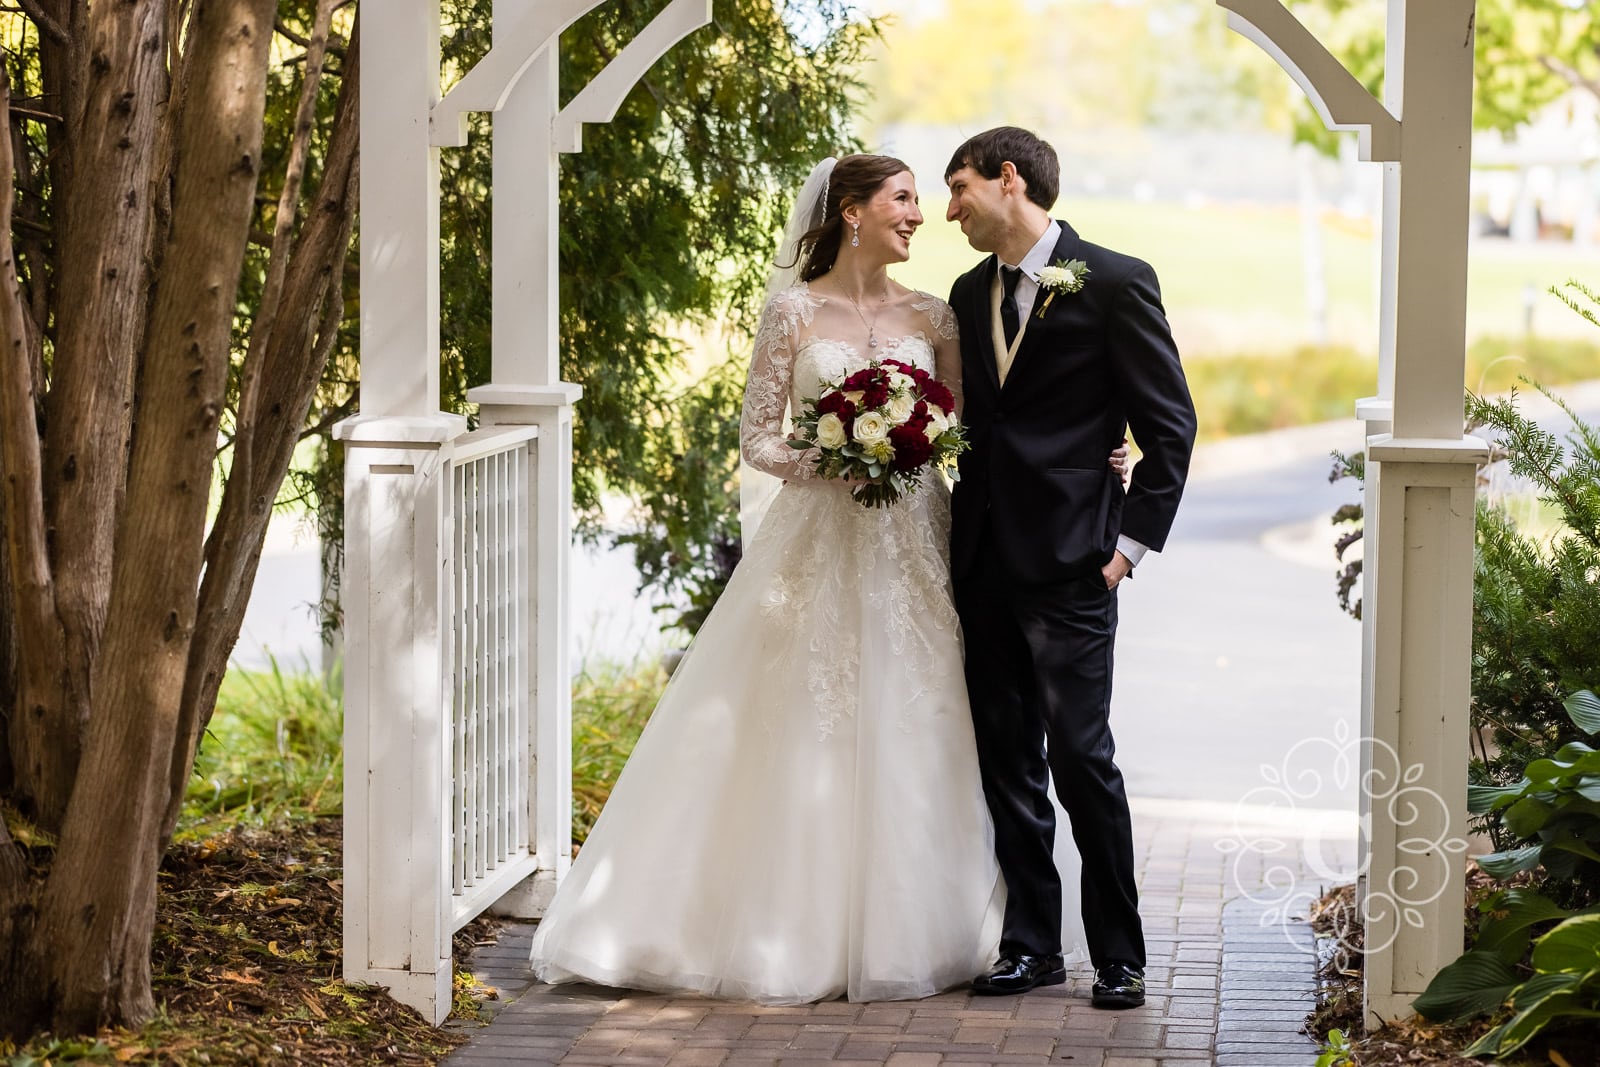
<box><xmin>789</xmin><ymin>359</ymin><xmax>967</xmax><ymax>508</ymax></box>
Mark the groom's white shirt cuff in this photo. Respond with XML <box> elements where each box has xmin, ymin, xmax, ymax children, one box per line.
<box><xmin>1116</xmin><ymin>535</ymin><xmax>1150</xmax><ymax>568</ymax></box>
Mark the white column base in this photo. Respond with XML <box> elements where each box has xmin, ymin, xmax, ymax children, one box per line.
<box><xmin>488</xmin><ymin>866</ymin><xmax>561</xmax><ymax>918</ymax></box>
<box><xmin>1360</xmin><ymin>432</ymin><xmax>1486</xmax><ymax>1029</ymax></box>
<box><xmin>337</xmin><ymin>411</ymin><xmax>467</xmax><ymax>1027</ymax></box>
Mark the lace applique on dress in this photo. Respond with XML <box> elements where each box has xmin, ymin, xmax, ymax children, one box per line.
<box><xmin>738</xmin><ymin>319</ymin><xmax>961</xmax><ymax>740</ymax></box>
<box><xmin>911</xmin><ymin>292</ymin><xmax>959</xmax><ymax>341</ymax></box>
<box><xmin>741</xmin><ymin>285</ymin><xmax>824</xmax><ymax>482</ymax></box>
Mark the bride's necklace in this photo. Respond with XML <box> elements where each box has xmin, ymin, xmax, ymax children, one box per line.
<box><xmin>839</xmin><ymin>281</ymin><xmax>891</xmax><ymax>349</ymax></box>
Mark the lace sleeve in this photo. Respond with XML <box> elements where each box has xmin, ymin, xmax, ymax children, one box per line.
<box><xmin>913</xmin><ymin>292</ymin><xmax>964</xmax><ymax>417</ymax></box>
<box><xmin>912</xmin><ymin>291</ymin><xmax>959</xmax><ymax>341</ymax></box>
<box><xmin>741</xmin><ymin>290</ymin><xmax>818</xmax><ymax>481</ymax></box>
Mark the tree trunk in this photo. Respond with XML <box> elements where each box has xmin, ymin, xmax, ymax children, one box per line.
<box><xmin>16</xmin><ymin>0</ymin><xmax>276</xmax><ymax>1032</ymax></box>
<box><xmin>0</xmin><ymin>53</ymin><xmax>70</xmax><ymax>836</ymax></box>
<box><xmin>0</xmin><ymin>0</ymin><xmax>359</xmax><ymax>1039</ymax></box>
<box><xmin>160</xmin><ymin>14</ymin><xmax>361</xmax><ymax>844</ymax></box>
<box><xmin>12</xmin><ymin>0</ymin><xmax>170</xmax><ymax>831</ymax></box>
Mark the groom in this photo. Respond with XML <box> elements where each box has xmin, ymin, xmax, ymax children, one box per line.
<box><xmin>944</xmin><ymin>128</ymin><xmax>1197</xmax><ymax>1007</ymax></box>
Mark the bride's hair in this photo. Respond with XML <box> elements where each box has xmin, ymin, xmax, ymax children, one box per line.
<box><xmin>792</xmin><ymin>154</ymin><xmax>911</xmax><ymax>282</ymax></box>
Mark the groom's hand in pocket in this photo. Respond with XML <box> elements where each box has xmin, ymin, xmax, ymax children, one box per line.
<box><xmin>1102</xmin><ymin>550</ymin><xmax>1132</xmax><ymax>590</ymax></box>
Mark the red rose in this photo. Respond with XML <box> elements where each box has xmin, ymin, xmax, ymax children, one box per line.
<box><xmin>888</xmin><ymin>423</ymin><xmax>935</xmax><ymax>472</ymax></box>
<box><xmin>816</xmin><ymin>391</ymin><xmax>854</xmax><ymax>419</ymax></box>
<box><xmin>921</xmin><ymin>379</ymin><xmax>955</xmax><ymax>413</ymax></box>
<box><xmin>841</xmin><ymin>367</ymin><xmax>881</xmax><ymax>392</ymax></box>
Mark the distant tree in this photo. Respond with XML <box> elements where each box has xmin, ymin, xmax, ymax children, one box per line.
<box><xmin>867</xmin><ymin>0</ymin><xmax>1293</xmax><ymax>136</ymax></box>
<box><xmin>1286</xmin><ymin>0</ymin><xmax>1599</xmax><ymax>152</ymax></box>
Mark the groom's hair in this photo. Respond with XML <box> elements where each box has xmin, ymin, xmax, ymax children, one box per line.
<box><xmin>945</xmin><ymin>127</ymin><xmax>1059</xmax><ymax>211</ymax></box>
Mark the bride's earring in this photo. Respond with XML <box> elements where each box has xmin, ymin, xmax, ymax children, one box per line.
<box><xmin>851</xmin><ymin>221</ymin><xmax>860</xmax><ymax>248</ymax></box>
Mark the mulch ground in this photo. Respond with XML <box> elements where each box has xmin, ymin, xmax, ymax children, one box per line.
<box><xmin>1306</xmin><ymin>878</ymin><xmax>1600</xmax><ymax>1067</ymax></box>
<box><xmin>15</xmin><ymin>818</ymin><xmax>495</xmax><ymax>1066</ymax></box>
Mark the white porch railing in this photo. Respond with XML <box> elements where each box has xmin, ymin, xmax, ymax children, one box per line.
<box><xmin>353</xmin><ymin>0</ymin><xmax>704</xmax><ymax>1027</ymax></box>
<box><xmin>448</xmin><ymin>426</ymin><xmax>542</xmax><ymax>930</ymax></box>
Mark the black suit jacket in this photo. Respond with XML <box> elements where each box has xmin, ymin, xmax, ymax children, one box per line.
<box><xmin>949</xmin><ymin>221</ymin><xmax>1197</xmax><ymax>583</ymax></box>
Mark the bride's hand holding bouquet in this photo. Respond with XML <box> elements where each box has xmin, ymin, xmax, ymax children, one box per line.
<box><xmin>788</xmin><ymin>358</ymin><xmax>967</xmax><ymax>508</ymax></box>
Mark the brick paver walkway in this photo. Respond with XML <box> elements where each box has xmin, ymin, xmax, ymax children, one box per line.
<box><xmin>446</xmin><ymin>799</ymin><xmax>1357</xmax><ymax>1066</ymax></box>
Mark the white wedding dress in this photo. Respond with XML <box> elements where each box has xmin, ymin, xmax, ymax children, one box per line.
<box><xmin>528</xmin><ymin>285</ymin><xmax>1084</xmax><ymax>1004</ymax></box>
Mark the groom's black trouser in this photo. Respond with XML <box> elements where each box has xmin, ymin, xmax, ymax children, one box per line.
<box><xmin>954</xmin><ymin>530</ymin><xmax>1146</xmax><ymax>970</ymax></box>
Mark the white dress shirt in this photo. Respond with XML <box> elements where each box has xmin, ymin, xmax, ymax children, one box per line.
<box><xmin>999</xmin><ymin>221</ymin><xmax>1062</xmax><ymax>323</ymax></box>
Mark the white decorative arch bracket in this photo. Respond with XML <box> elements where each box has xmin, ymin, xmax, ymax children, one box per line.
<box><xmin>348</xmin><ymin>0</ymin><xmax>717</xmax><ymax>1025</ymax></box>
<box><xmin>1218</xmin><ymin>0</ymin><xmax>1399</xmax><ymax>161</ymax></box>
<box><xmin>429</xmin><ymin>0</ymin><xmax>592</xmax><ymax>148</ymax></box>
<box><xmin>556</xmin><ymin>0</ymin><xmax>712</xmax><ymax>152</ymax></box>
<box><xmin>430</xmin><ymin>0</ymin><xmax>712</xmax><ymax>149</ymax></box>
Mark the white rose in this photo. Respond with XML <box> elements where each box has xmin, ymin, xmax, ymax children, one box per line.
<box><xmin>852</xmin><ymin>410</ymin><xmax>890</xmax><ymax>447</ymax></box>
<box><xmin>842</xmin><ymin>389</ymin><xmax>865</xmax><ymax>405</ymax></box>
<box><xmin>815</xmin><ymin>412</ymin><xmax>848</xmax><ymax>450</ymax></box>
<box><xmin>886</xmin><ymin>392</ymin><xmax>917</xmax><ymax>425</ymax></box>
<box><xmin>888</xmin><ymin>371</ymin><xmax>914</xmax><ymax>392</ymax></box>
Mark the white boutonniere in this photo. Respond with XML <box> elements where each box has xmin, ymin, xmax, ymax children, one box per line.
<box><xmin>1034</xmin><ymin>258</ymin><xmax>1090</xmax><ymax>319</ymax></box>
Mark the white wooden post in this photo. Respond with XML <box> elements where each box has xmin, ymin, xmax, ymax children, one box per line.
<box><xmin>472</xmin><ymin>26</ymin><xmax>576</xmax><ymax>917</ymax></box>
<box><xmin>444</xmin><ymin>0</ymin><xmax>710</xmax><ymax>918</ymax></box>
<box><xmin>1219</xmin><ymin>0</ymin><xmax>1485</xmax><ymax>1025</ymax></box>
<box><xmin>347</xmin><ymin>0</ymin><xmax>713</xmax><ymax>1020</ymax></box>
<box><xmin>339</xmin><ymin>0</ymin><xmax>468</xmax><ymax>1025</ymax></box>
<box><xmin>1359</xmin><ymin>1</ymin><xmax>1485</xmax><ymax>1022</ymax></box>
<box><xmin>338</xmin><ymin>419</ymin><xmax>462</xmax><ymax>1024</ymax></box>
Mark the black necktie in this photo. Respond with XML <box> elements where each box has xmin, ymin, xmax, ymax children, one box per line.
<box><xmin>1000</xmin><ymin>266</ymin><xmax>1021</xmax><ymax>349</ymax></box>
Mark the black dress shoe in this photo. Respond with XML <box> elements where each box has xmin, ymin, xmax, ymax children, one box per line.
<box><xmin>971</xmin><ymin>953</ymin><xmax>1067</xmax><ymax>995</ymax></box>
<box><xmin>1091</xmin><ymin>962</ymin><xmax>1145</xmax><ymax>1008</ymax></box>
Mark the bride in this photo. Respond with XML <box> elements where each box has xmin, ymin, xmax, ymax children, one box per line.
<box><xmin>528</xmin><ymin>154</ymin><xmax>1108</xmax><ymax>1003</ymax></box>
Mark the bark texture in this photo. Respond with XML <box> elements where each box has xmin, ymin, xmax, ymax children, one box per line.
<box><xmin>0</xmin><ymin>0</ymin><xmax>361</xmax><ymax>1035</ymax></box>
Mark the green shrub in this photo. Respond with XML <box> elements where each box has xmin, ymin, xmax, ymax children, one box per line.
<box><xmin>1469</xmin><ymin>692</ymin><xmax>1600</xmax><ymax>907</ymax></box>
<box><xmin>1414</xmin><ymin>885</ymin><xmax>1600</xmax><ymax>1057</ymax></box>
<box><xmin>614</xmin><ymin>359</ymin><xmax>745</xmax><ymax>638</ymax></box>
<box><xmin>1467</xmin><ymin>383</ymin><xmax>1600</xmax><ymax>794</ymax></box>
<box><xmin>570</xmin><ymin>659</ymin><xmax>665</xmax><ymax>844</ymax></box>
<box><xmin>1415</xmin><ymin>694</ymin><xmax>1600</xmax><ymax>1054</ymax></box>
<box><xmin>1185</xmin><ymin>345</ymin><xmax>1376</xmax><ymax>438</ymax></box>
<box><xmin>1185</xmin><ymin>332</ymin><xmax>1599</xmax><ymax>442</ymax></box>
<box><xmin>181</xmin><ymin>660</ymin><xmax>343</xmax><ymax>837</ymax></box>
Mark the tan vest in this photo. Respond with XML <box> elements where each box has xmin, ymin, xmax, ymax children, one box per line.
<box><xmin>990</xmin><ymin>268</ymin><xmax>1031</xmax><ymax>385</ymax></box>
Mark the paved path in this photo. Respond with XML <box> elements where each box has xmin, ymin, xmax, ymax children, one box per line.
<box><xmin>445</xmin><ymin>801</ymin><xmax>1357</xmax><ymax>1066</ymax></box>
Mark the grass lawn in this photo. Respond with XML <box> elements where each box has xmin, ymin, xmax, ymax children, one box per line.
<box><xmin>887</xmin><ymin>196</ymin><xmax>1600</xmax><ymax>357</ymax></box>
